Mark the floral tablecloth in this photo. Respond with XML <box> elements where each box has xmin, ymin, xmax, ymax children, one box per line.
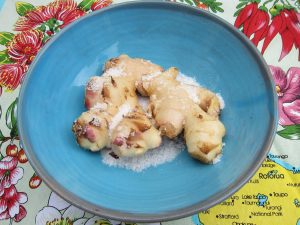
<box><xmin>0</xmin><ymin>0</ymin><xmax>299</xmax><ymax>224</ymax></box>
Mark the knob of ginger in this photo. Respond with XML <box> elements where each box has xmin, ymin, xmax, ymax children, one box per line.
<box><xmin>138</xmin><ymin>67</ymin><xmax>226</xmax><ymax>163</ymax></box>
<box><xmin>72</xmin><ymin>55</ymin><xmax>163</xmax><ymax>157</ymax></box>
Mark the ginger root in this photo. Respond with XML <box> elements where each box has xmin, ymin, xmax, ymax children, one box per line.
<box><xmin>72</xmin><ymin>55</ymin><xmax>162</xmax><ymax>156</ymax></box>
<box><xmin>138</xmin><ymin>67</ymin><xmax>226</xmax><ymax>163</ymax></box>
<box><xmin>72</xmin><ymin>55</ymin><xmax>225</xmax><ymax>163</ymax></box>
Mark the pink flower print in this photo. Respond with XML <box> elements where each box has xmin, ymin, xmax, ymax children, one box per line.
<box><xmin>0</xmin><ymin>156</ymin><xmax>23</xmax><ymax>196</ymax></box>
<box><xmin>270</xmin><ymin>66</ymin><xmax>300</xmax><ymax>126</ymax></box>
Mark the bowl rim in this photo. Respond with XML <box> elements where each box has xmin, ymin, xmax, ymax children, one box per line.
<box><xmin>17</xmin><ymin>0</ymin><xmax>278</xmax><ymax>222</ymax></box>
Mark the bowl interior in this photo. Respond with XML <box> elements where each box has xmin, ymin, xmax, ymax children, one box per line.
<box><xmin>19</xmin><ymin>2</ymin><xmax>276</xmax><ymax>221</ymax></box>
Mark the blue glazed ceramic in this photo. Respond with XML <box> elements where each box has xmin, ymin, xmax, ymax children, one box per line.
<box><xmin>18</xmin><ymin>1</ymin><xmax>277</xmax><ymax>222</ymax></box>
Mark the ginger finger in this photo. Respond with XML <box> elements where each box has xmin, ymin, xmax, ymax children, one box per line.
<box><xmin>104</xmin><ymin>54</ymin><xmax>163</xmax><ymax>96</ymax></box>
<box><xmin>72</xmin><ymin>109</ymin><xmax>110</xmax><ymax>151</ymax></box>
<box><xmin>184</xmin><ymin>108</ymin><xmax>225</xmax><ymax>163</ymax></box>
<box><xmin>138</xmin><ymin>67</ymin><xmax>226</xmax><ymax>163</ymax></box>
<box><xmin>196</xmin><ymin>87</ymin><xmax>221</xmax><ymax>118</ymax></box>
<box><xmin>111</xmin><ymin>107</ymin><xmax>161</xmax><ymax>157</ymax></box>
<box><xmin>104</xmin><ymin>54</ymin><xmax>163</xmax><ymax>93</ymax></box>
<box><xmin>177</xmin><ymin>84</ymin><xmax>221</xmax><ymax>118</ymax></box>
<box><xmin>141</xmin><ymin>67</ymin><xmax>191</xmax><ymax>138</ymax></box>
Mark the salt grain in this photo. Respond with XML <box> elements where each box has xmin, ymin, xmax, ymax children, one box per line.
<box><xmin>177</xmin><ymin>72</ymin><xmax>200</xmax><ymax>86</ymax></box>
<box><xmin>216</xmin><ymin>93</ymin><xmax>225</xmax><ymax>109</ymax></box>
<box><xmin>103</xmin><ymin>66</ymin><xmax>124</xmax><ymax>77</ymax></box>
<box><xmin>137</xmin><ymin>96</ymin><xmax>149</xmax><ymax>112</ymax></box>
<box><xmin>101</xmin><ymin>136</ymin><xmax>184</xmax><ymax>172</ymax></box>
<box><xmin>142</xmin><ymin>71</ymin><xmax>161</xmax><ymax>81</ymax></box>
<box><xmin>212</xmin><ymin>143</ymin><xmax>226</xmax><ymax>164</ymax></box>
<box><xmin>177</xmin><ymin>73</ymin><xmax>225</xmax><ymax>109</ymax></box>
<box><xmin>91</xmin><ymin>102</ymin><xmax>107</xmax><ymax>111</ymax></box>
<box><xmin>212</xmin><ymin>154</ymin><xmax>222</xmax><ymax>164</ymax></box>
<box><xmin>180</xmin><ymin>85</ymin><xmax>200</xmax><ymax>104</ymax></box>
<box><xmin>86</xmin><ymin>77</ymin><xmax>103</xmax><ymax>92</ymax></box>
<box><xmin>177</xmin><ymin>73</ymin><xmax>200</xmax><ymax>104</ymax></box>
<box><xmin>109</xmin><ymin>103</ymin><xmax>131</xmax><ymax>136</ymax></box>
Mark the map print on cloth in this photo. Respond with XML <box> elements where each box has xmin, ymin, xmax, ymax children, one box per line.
<box><xmin>0</xmin><ymin>0</ymin><xmax>299</xmax><ymax>225</ymax></box>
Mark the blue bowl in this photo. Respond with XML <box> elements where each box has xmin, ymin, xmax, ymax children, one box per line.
<box><xmin>18</xmin><ymin>1</ymin><xmax>277</xmax><ymax>222</ymax></box>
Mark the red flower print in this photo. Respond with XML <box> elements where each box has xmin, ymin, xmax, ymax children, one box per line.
<box><xmin>7</xmin><ymin>30</ymin><xmax>43</xmax><ymax>65</ymax></box>
<box><xmin>234</xmin><ymin>2</ymin><xmax>300</xmax><ymax>61</ymax></box>
<box><xmin>261</xmin><ymin>12</ymin><xmax>283</xmax><ymax>54</ymax></box>
<box><xmin>234</xmin><ymin>2</ymin><xmax>258</xmax><ymax>35</ymax></box>
<box><xmin>0</xmin><ymin>64</ymin><xmax>27</xmax><ymax>90</ymax></box>
<box><xmin>0</xmin><ymin>185</ymin><xmax>27</xmax><ymax>222</ymax></box>
<box><xmin>248</xmin><ymin>7</ymin><xmax>270</xmax><ymax>45</ymax></box>
<box><xmin>262</xmin><ymin>8</ymin><xmax>300</xmax><ymax>61</ymax></box>
<box><xmin>91</xmin><ymin>0</ymin><xmax>112</xmax><ymax>11</ymax></box>
<box><xmin>15</xmin><ymin>0</ymin><xmax>85</xmax><ymax>33</ymax></box>
<box><xmin>0</xmin><ymin>156</ymin><xmax>23</xmax><ymax>196</ymax></box>
<box><xmin>270</xmin><ymin>66</ymin><xmax>300</xmax><ymax>126</ymax></box>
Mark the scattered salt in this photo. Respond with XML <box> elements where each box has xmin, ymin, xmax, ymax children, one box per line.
<box><xmin>212</xmin><ymin>154</ymin><xmax>222</xmax><ymax>164</ymax></box>
<box><xmin>176</xmin><ymin>72</ymin><xmax>200</xmax><ymax>86</ymax></box>
<box><xmin>91</xmin><ymin>102</ymin><xmax>107</xmax><ymax>111</ymax></box>
<box><xmin>177</xmin><ymin>73</ymin><xmax>200</xmax><ymax>104</ymax></box>
<box><xmin>103</xmin><ymin>66</ymin><xmax>124</xmax><ymax>77</ymax></box>
<box><xmin>101</xmin><ymin>136</ymin><xmax>184</xmax><ymax>172</ymax></box>
<box><xmin>177</xmin><ymin>73</ymin><xmax>225</xmax><ymax>109</ymax></box>
<box><xmin>180</xmin><ymin>85</ymin><xmax>200</xmax><ymax>104</ymax></box>
<box><xmin>137</xmin><ymin>96</ymin><xmax>149</xmax><ymax>112</ymax></box>
<box><xmin>142</xmin><ymin>71</ymin><xmax>161</xmax><ymax>81</ymax></box>
<box><xmin>216</xmin><ymin>93</ymin><xmax>225</xmax><ymax>109</ymax></box>
<box><xmin>212</xmin><ymin>143</ymin><xmax>226</xmax><ymax>164</ymax></box>
<box><xmin>86</xmin><ymin>77</ymin><xmax>104</xmax><ymax>92</ymax></box>
<box><xmin>141</xmin><ymin>59</ymin><xmax>152</xmax><ymax>64</ymax></box>
<box><xmin>109</xmin><ymin>103</ymin><xmax>132</xmax><ymax>136</ymax></box>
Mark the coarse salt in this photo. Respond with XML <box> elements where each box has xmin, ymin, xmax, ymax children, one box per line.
<box><xmin>212</xmin><ymin>154</ymin><xmax>222</xmax><ymax>164</ymax></box>
<box><xmin>103</xmin><ymin>66</ymin><xmax>124</xmax><ymax>77</ymax></box>
<box><xmin>180</xmin><ymin>85</ymin><xmax>200</xmax><ymax>104</ymax></box>
<box><xmin>101</xmin><ymin>136</ymin><xmax>184</xmax><ymax>172</ymax></box>
<box><xmin>212</xmin><ymin>143</ymin><xmax>226</xmax><ymax>164</ymax></box>
<box><xmin>137</xmin><ymin>96</ymin><xmax>149</xmax><ymax>112</ymax></box>
<box><xmin>176</xmin><ymin>73</ymin><xmax>200</xmax><ymax>104</ymax></box>
<box><xmin>142</xmin><ymin>71</ymin><xmax>161</xmax><ymax>81</ymax></box>
<box><xmin>216</xmin><ymin>93</ymin><xmax>225</xmax><ymax>109</ymax></box>
<box><xmin>177</xmin><ymin>73</ymin><xmax>225</xmax><ymax>109</ymax></box>
<box><xmin>109</xmin><ymin>103</ymin><xmax>132</xmax><ymax>136</ymax></box>
<box><xmin>177</xmin><ymin>72</ymin><xmax>200</xmax><ymax>86</ymax></box>
<box><xmin>86</xmin><ymin>77</ymin><xmax>104</xmax><ymax>92</ymax></box>
<box><xmin>91</xmin><ymin>102</ymin><xmax>107</xmax><ymax>111</ymax></box>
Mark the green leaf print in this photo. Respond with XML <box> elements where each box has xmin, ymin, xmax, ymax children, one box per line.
<box><xmin>0</xmin><ymin>50</ymin><xmax>13</xmax><ymax>65</ymax></box>
<box><xmin>78</xmin><ymin>0</ymin><xmax>96</xmax><ymax>11</ymax></box>
<box><xmin>0</xmin><ymin>129</ymin><xmax>5</xmax><ymax>142</ymax></box>
<box><xmin>277</xmin><ymin>125</ymin><xmax>300</xmax><ymax>140</ymax></box>
<box><xmin>0</xmin><ymin>32</ymin><xmax>14</xmax><ymax>46</ymax></box>
<box><xmin>15</xmin><ymin>1</ymin><xmax>35</xmax><ymax>16</ymax></box>
<box><xmin>6</xmin><ymin>98</ymin><xmax>18</xmax><ymax>130</ymax></box>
